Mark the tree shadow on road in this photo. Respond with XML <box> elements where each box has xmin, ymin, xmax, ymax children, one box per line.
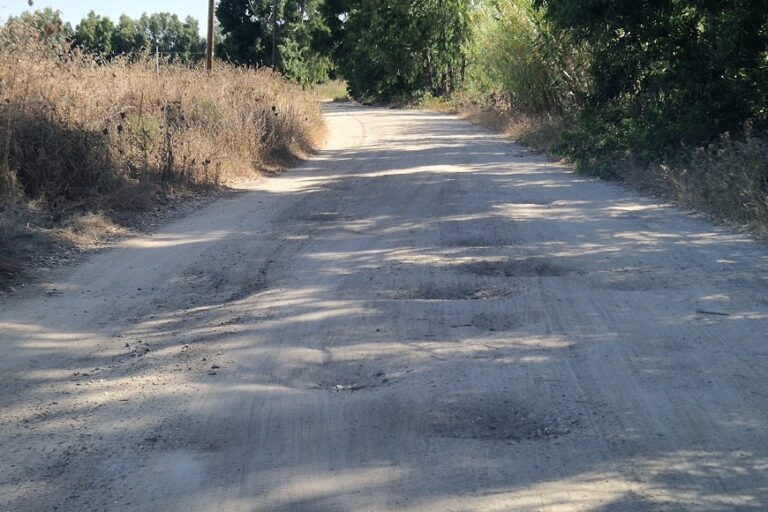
<box><xmin>2</xmin><ymin>104</ymin><xmax>768</xmax><ymax>511</ymax></box>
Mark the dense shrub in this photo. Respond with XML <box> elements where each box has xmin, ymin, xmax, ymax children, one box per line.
<box><xmin>464</xmin><ymin>0</ymin><xmax>588</xmax><ymax>116</ymax></box>
<box><xmin>537</xmin><ymin>0</ymin><xmax>768</xmax><ymax>162</ymax></box>
<box><xmin>339</xmin><ymin>0</ymin><xmax>471</xmax><ymax>101</ymax></box>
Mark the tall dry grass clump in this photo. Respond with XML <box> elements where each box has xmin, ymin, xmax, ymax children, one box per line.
<box><xmin>0</xmin><ymin>21</ymin><xmax>324</xmax><ymax>275</ymax></box>
<box><xmin>0</xmin><ymin>21</ymin><xmax>324</xmax><ymax>212</ymax></box>
<box><xmin>625</xmin><ymin>127</ymin><xmax>768</xmax><ymax>237</ymax></box>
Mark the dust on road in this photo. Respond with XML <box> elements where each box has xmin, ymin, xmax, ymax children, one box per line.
<box><xmin>2</xmin><ymin>103</ymin><xmax>768</xmax><ymax>511</ymax></box>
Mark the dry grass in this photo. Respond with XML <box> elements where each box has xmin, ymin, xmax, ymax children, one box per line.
<box><xmin>56</xmin><ymin>212</ymin><xmax>128</xmax><ymax>247</ymax></box>
<box><xmin>0</xmin><ymin>21</ymin><xmax>326</xmax><ymax>280</ymax></box>
<box><xmin>624</xmin><ymin>130</ymin><xmax>768</xmax><ymax>237</ymax></box>
<box><xmin>459</xmin><ymin>108</ymin><xmax>563</xmax><ymax>154</ymax></box>
<box><xmin>311</xmin><ymin>80</ymin><xmax>350</xmax><ymax>102</ymax></box>
<box><xmin>418</xmin><ymin>94</ymin><xmax>563</xmax><ymax>154</ymax></box>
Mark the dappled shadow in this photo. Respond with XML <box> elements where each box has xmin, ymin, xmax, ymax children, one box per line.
<box><xmin>1</xmin><ymin>103</ymin><xmax>768</xmax><ymax>511</ymax></box>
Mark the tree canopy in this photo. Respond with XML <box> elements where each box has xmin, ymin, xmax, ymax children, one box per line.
<box><xmin>69</xmin><ymin>11</ymin><xmax>205</xmax><ymax>60</ymax></box>
<box><xmin>216</xmin><ymin>0</ymin><xmax>332</xmax><ymax>84</ymax></box>
<box><xmin>336</xmin><ymin>0</ymin><xmax>471</xmax><ymax>100</ymax></box>
<box><xmin>536</xmin><ymin>0</ymin><xmax>768</xmax><ymax>157</ymax></box>
<box><xmin>9</xmin><ymin>1</ymin><xmax>768</xmax><ymax>155</ymax></box>
<box><xmin>73</xmin><ymin>11</ymin><xmax>115</xmax><ymax>54</ymax></box>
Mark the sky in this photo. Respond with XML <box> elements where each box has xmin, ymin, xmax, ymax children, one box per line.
<box><xmin>0</xmin><ymin>0</ymin><xmax>210</xmax><ymax>33</ymax></box>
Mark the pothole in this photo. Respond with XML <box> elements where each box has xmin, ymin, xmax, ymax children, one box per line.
<box><xmin>394</xmin><ymin>284</ymin><xmax>512</xmax><ymax>301</ymax></box>
<box><xmin>462</xmin><ymin>258</ymin><xmax>572</xmax><ymax>278</ymax></box>
<box><xmin>315</xmin><ymin>383</ymin><xmax>367</xmax><ymax>392</ymax></box>
<box><xmin>301</xmin><ymin>212</ymin><xmax>346</xmax><ymax>222</ymax></box>
<box><xmin>592</xmin><ymin>271</ymin><xmax>682</xmax><ymax>292</ymax></box>
<box><xmin>464</xmin><ymin>312</ymin><xmax>523</xmax><ymax>331</ymax></box>
<box><xmin>425</xmin><ymin>393</ymin><xmax>576</xmax><ymax>442</ymax></box>
<box><xmin>312</xmin><ymin>368</ymin><xmax>392</xmax><ymax>393</ymax></box>
<box><xmin>440</xmin><ymin>237</ymin><xmax>513</xmax><ymax>248</ymax></box>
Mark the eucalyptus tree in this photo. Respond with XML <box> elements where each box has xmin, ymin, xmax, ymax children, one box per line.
<box><xmin>216</xmin><ymin>0</ymin><xmax>332</xmax><ymax>83</ymax></box>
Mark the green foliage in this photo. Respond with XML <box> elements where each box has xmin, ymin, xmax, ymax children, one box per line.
<box><xmin>339</xmin><ymin>0</ymin><xmax>471</xmax><ymax>101</ymax></box>
<box><xmin>74</xmin><ymin>11</ymin><xmax>115</xmax><ymax>54</ymax></box>
<box><xmin>137</xmin><ymin>13</ymin><xmax>205</xmax><ymax>60</ymax></box>
<box><xmin>216</xmin><ymin>0</ymin><xmax>332</xmax><ymax>84</ymax></box>
<box><xmin>537</xmin><ymin>0</ymin><xmax>768</xmax><ymax>163</ymax></box>
<box><xmin>280</xmin><ymin>38</ymin><xmax>333</xmax><ymax>85</ymax></box>
<box><xmin>69</xmin><ymin>11</ymin><xmax>204</xmax><ymax>60</ymax></box>
<box><xmin>5</xmin><ymin>9</ymin><xmax>203</xmax><ymax>61</ymax></box>
<box><xmin>465</xmin><ymin>0</ymin><xmax>588</xmax><ymax>115</ymax></box>
<box><xmin>112</xmin><ymin>15</ymin><xmax>148</xmax><ymax>55</ymax></box>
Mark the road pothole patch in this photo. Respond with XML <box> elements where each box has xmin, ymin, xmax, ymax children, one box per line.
<box><xmin>592</xmin><ymin>271</ymin><xmax>683</xmax><ymax>292</ymax></box>
<box><xmin>312</xmin><ymin>367</ymin><xmax>393</xmax><ymax>393</ymax></box>
<box><xmin>315</xmin><ymin>382</ymin><xmax>368</xmax><ymax>392</ymax></box>
<box><xmin>442</xmin><ymin>238</ymin><xmax>513</xmax><ymax>249</ymax></box>
<box><xmin>395</xmin><ymin>283</ymin><xmax>512</xmax><ymax>301</ymax></box>
<box><xmin>464</xmin><ymin>311</ymin><xmax>529</xmax><ymax>331</ymax></box>
<box><xmin>462</xmin><ymin>258</ymin><xmax>573</xmax><ymax>278</ymax></box>
<box><xmin>301</xmin><ymin>212</ymin><xmax>346</xmax><ymax>222</ymax></box>
<box><xmin>425</xmin><ymin>393</ymin><xmax>576</xmax><ymax>442</ymax></box>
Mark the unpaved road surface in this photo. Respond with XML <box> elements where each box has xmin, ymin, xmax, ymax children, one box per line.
<box><xmin>2</xmin><ymin>104</ymin><xmax>768</xmax><ymax>511</ymax></box>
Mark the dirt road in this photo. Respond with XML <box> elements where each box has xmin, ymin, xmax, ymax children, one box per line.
<box><xmin>2</xmin><ymin>103</ymin><xmax>768</xmax><ymax>511</ymax></box>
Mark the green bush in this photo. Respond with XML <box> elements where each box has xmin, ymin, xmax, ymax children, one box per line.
<box><xmin>537</xmin><ymin>0</ymin><xmax>768</xmax><ymax>164</ymax></box>
<box><xmin>464</xmin><ymin>0</ymin><xmax>588</xmax><ymax>116</ymax></box>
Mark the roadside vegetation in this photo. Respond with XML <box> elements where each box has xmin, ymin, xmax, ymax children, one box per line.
<box><xmin>476</xmin><ymin>1</ymin><xmax>767</xmax><ymax>236</ymax></box>
<box><xmin>8</xmin><ymin>8</ymin><xmax>207</xmax><ymax>62</ymax></box>
<box><xmin>311</xmin><ymin>80</ymin><xmax>350</xmax><ymax>102</ymax></box>
<box><xmin>0</xmin><ymin>18</ymin><xmax>324</xmax><ymax>280</ymax></box>
<box><xmin>3</xmin><ymin>0</ymin><xmax>766</xmax><ymax>283</ymax></box>
<box><xmin>328</xmin><ymin>0</ymin><xmax>768</xmax><ymax>236</ymax></box>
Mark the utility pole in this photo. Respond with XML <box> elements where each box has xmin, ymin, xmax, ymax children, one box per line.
<box><xmin>206</xmin><ymin>0</ymin><xmax>215</xmax><ymax>72</ymax></box>
<box><xmin>272</xmin><ymin>0</ymin><xmax>278</xmax><ymax>68</ymax></box>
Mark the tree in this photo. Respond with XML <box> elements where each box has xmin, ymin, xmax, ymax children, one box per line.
<box><xmin>536</xmin><ymin>0</ymin><xmax>768</xmax><ymax>157</ymax></box>
<box><xmin>74</xmin><ymin>11</ymin><xmax>115</xmax><ymax>54</ymax></box>
<box><xmin>137</xmin><ymin>13</ymin><xmax>205</xmax><ymax>60</ymax></box>
<box><xmin>216</xmin><ymin>0</ymin><xmax>332</xmax><ymax>83</ymax></box>
<box><xmin>320</xmin><ymin>0</ymin><xmax>350</xmax><ymax>64</ymax></box>
<box><xmin>338</xmin><ymin>0</ymin><xmax>471</xmax><ymax>100</ymax></box>
<box><xmin>112</xmin><ymin>15</ymin><xmax>148</xmax><ymax>55</ymax></box>
<box><xmin>72</xmin><ymin>12</ymin><xmax>204</xmax><ymax>61</ymax></box>
<box><xmin>216</xmin><ymin>0</ymin><xmax>273</xmax><ymax>66</ymax></box>
<box><xmin>464</xmin><ymin>0</ymin><xmax>588</xmax><ymax>115</ymax></box>
<box><xmin>279</xmin><ymin>1</ymin><xmax>333</xmax><ymax>84</ymax></box>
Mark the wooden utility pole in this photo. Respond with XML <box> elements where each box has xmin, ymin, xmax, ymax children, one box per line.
<box><xmin>206</xmin><ymin>0</ymin><xmax>215</xmax><ymax>72</ymax></box>
<box><xmin>271</xmin><ymin>0</ymin><xmax>278</xmax><ymax>68</ymax></box>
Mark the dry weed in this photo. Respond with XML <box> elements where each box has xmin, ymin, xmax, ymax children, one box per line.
<box><xmin>0</xmin><ymin>21</ymin><xmax>324</xmax><ymax>208</ymax></box>
<box><xmin>458</xmin><ymin>108</ymin><xmax>563</xmax><ymax>154</ymax></box>
<box><xmin>311</xmin><ymin>80</ymin><xmax>350</xmax><ymax>102</ymax></box>
<box><xmin>625</xmin><ymin>129</ymin><xmax>768</xmax><ymax>237</ymax></box>
<box><xmin>0</xmin><ymin>21</ymin><xmax>326</xmax><ymax>279</ymax></box>
<box><xmin>57</xmin><ymin>212</ymin><xmax>128</xmax><ymax>247</ymax></box>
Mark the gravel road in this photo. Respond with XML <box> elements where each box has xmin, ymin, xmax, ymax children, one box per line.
<box><xmin>2</xmin><ymin>103</ymin><xmax>768</xmax><ymax>511</ymax></box>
